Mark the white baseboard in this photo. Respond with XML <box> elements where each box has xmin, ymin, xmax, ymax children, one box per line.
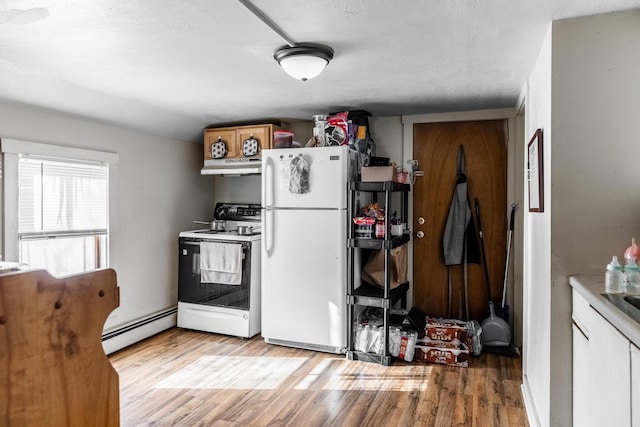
<box><xmin>102</xmin><ymin>307</ymin><xmax>177</xmax><ymax>355</ymax></box>
<box><xmin>521</xmin><ymin>377</ymin><xmax>541</xmax><ymax>427</ymax></box>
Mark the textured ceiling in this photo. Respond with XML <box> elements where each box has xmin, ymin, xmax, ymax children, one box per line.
<box><xmin>0</xmin><ymin>0</ymin><xmax>638</xmax><ymax>143</ymax></box>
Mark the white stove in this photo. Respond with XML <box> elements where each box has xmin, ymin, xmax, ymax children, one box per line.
<box><xmin>177</xmin><ymin>202</ymin><xmax>261</xmax><ymax>338</ymax></box>
<box><xmin>179</xmin><ymin>202</ymin><xmax>261</xmax><ymax>242</ymax></box>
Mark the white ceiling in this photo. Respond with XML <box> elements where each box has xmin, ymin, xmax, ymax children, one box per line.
<box><xmin>0</xmin><ymin>1</ymin><xmax>639</xmax><ymax>143</ymax></box>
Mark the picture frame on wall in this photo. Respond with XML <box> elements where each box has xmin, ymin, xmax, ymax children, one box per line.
<box><xmin>527</xmin><ymin>128</ymin><xmax>544</xmax><ymax>212</ymax></box>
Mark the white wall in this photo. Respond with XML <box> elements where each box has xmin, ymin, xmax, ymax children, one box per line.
<box><xmin>370</xmin><ymin>116</ymin><xmax>404</xmax><ymax>166</ymax></box>
<box><xmin>552</xmin><ymin>9</ymin><xmax>640</xmax><ymax>271</ymax></box>
<box><xmin>523</xmin><ymin>9</ymin><xmax>640</xmax><ymax>427</ymax></box>
<box><xmin>0</xmin><ymin>100</ymin><xmax>214</xmax><ymax>335</ymax></box>
<box><xmin>522</xmin><ymin>25</ymin><xmax>552</xmax><ymax>427</ymax></box>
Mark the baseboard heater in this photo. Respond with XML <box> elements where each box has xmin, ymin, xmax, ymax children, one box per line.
<box><xmin>102</xmin><ymin>306</ymin><xmax>177</xmax><ymax>355</ymax></box>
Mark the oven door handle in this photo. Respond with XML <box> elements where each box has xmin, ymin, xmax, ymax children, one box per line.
<box><xmin>193</xmin><ymin>253</ymin><xmax>200</xmax><ymax>274</ymax></box>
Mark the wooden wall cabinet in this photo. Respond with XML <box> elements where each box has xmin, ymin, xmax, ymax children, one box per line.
<box><xmin>203</xmin><ymin>124</ymin><xmax>281</xmax><ymax>160</ymax></box>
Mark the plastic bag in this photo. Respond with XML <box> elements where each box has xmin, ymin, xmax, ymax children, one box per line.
<box><xmin>289</xmin><ymin>154</ymin><xmax>309</xmax><ymax>194</ymax></box>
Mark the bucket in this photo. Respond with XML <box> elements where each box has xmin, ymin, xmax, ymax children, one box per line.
<box><xmin>274</xmin><ymin>130</ymin><xmax>294</xmax><ymax>148</ymax></box>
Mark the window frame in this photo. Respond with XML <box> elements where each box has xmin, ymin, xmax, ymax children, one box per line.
<box><xmin>1</xmin><ymin>139</ymin><xmax>119</xmax><ymax>267</ymax></box>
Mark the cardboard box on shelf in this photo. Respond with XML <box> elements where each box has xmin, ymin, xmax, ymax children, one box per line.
<box><xmin>361</xmin><ymin>166</ymin><xmax>394</xmax><ymax>182</ymax></box>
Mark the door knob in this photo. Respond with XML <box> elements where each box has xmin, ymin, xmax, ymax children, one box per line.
<box><xmin>416</xmin><ymin>230</ymin><xmax>425</xmax><ymax>239</ymax></box>
<box><xmin>417</xmin><ymin>217</ymin><xmax>425</xmax><ymax>225</ymax></box>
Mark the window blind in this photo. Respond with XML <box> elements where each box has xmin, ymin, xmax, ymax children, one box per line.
<box><xmin>19</xmin><ymin>156</ymin><xmax>108</xmax><ymax>238</ymax></box>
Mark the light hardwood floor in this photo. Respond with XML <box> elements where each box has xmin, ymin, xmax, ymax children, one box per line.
<box><xmin>109</xmin><ymin>328</ymin><xmax>529</xmax><ymax>427</ymax></box>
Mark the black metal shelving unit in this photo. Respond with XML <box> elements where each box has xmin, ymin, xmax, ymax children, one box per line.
<box><xmin>346</xmin><ymin>180</ymin><xmax>410</xmax><ymax>365</ymax></box>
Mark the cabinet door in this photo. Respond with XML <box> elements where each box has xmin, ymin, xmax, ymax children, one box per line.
<box><xmin>204</xmin><ymin>128</ymin><xmax>238</xmax><ymax>160</ymax></box>
<box><xmin>237</xmin><ymin>125</ymin><xmax>273</xmax><ymax>157</ymax></box>
<box><xmin>632</xmin><ymin>344</ymin><xmax>640</xmax><ymax>427</ymax></box>
<box><xmin>572</xmin><ymin>323</ymin><xmax>591</xmax><ymax>427</ymax></box>
<box><xmin>589</xmin><ymin>307</ymin><xmax>631</xmax><ymax>427</ymax></box>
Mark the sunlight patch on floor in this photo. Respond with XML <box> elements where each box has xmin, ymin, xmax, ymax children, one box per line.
<box><xmin>153</xmin><ymin>355</ymin><xmax>307</xmax><ymax>390</ymax></box>
<box><xmin>322</xmin><ymin>362</ymin><xmax>433</xmax><ymax>391</ymax></box>
<box><xmin>152</xmin><ymin>354</ymin><xmax>434</xmax><ymax>392</ymax></box>
<box><xmin>294</xmin><ymin>357</ymin><xmax>433</xmax><ymax>392</ymax></box>
<box><xmin>294</xmin><ymin>357</ymin><xmax>337</xmax><ymax>390</ymax></box>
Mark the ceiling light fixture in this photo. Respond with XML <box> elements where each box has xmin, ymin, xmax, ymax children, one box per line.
<box><xmin>274</xmin><ymin>43</ymin><xmax>334</xmax><ymax>82</ymax></box>
<box><xmin>238</xmin><ymin>0</ymin><xmax>334</xmax><ymax>81</ymax></box>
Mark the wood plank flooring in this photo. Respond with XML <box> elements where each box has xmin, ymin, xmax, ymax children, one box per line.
<box><xmin>109</xmin><ymin>328</ymin><xmax>529</xmax><ymax>427</ymax></box>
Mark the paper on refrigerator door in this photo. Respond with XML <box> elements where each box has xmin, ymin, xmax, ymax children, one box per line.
<box><xmin>278</xmin><ymin>156</ymin><xmax>291</xmax><ymax>190</ymax></box>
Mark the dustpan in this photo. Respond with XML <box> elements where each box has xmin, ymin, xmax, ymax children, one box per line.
<box><xmin>474</xmin><ymin>197</ymin><xmax>511</xmax><ymax>347</ymax></box>
<box><xmin>481</xmin><ymin>301</ymin><xmax>511</xmax><ymax>346</ymax></box>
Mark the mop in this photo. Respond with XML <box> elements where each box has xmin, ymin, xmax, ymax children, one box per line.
<box><xmin>474</xmin><ymin>197</ymin><xmax>520</xmax><ymax>357</ymax></box>
<box><xmin>443</xmin><ymin>145</ymin><xmax>480</xmax><ymax>320</ymax></box>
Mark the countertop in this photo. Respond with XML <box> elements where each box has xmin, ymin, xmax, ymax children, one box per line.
<box><xmin>570</xmin><ymin>275</ymin><xmax>640</xmax><ymax>348</ymax></box>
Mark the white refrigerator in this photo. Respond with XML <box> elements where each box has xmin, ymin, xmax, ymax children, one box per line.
<box><xmin>261</xmin><ymin>145</ymin><xmax>358</xmax><ymax>353</ymax></box>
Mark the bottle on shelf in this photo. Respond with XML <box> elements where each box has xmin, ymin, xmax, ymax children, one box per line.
<box><xmin>605</xmin><ymin>256</ymin><xmax>624</xmax><ymax>293</ymax></box>
<box><xmin>624</xmin><ymin>237</ymin><xmax>640</xmax><ymax>263</ymax></box>
<box><xmin>404</xmin><ymin>331</ymin><xmax>417</xmax><ymax>362</ymax></box>
<box><xmin>375</xmin><ymin>217</ymin><xmax>386</xmax><ymax>239</ymax></box>
<box><xmin>398</xmin><ymin>331</ymin><xmax>409</xmax><ymax>360</ymax></box>
<box><xmin>624</xmin><ymin>258</ymin><xmax>640</xmax><ymax>295</ymax></box>
<box><xmin>389</xmin><ymin>326</ymin><xmax>401</xmax><ymax>357</ymax></box>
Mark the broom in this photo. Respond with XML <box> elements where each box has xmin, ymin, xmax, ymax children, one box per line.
<box><xmin>474</xmin><ymin>198</ymin><xmax>519</xmax><ymax>357</ymax></box>
<box><xmin>495</xmin><ymin>204</ymin><xmax>517</xmax><ymax>322</ymax></box>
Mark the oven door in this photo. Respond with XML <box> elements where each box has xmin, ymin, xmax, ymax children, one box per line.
<box><xmin>178</xmin><ymin>237</ymin><xmax>251</xmax><ymax>309</ymax></box>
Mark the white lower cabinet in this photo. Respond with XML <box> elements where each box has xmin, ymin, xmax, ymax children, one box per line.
<box><xmin>588</xmin><ymin>306</ymin><xmax>631</xmax><ymax>427</ymax></box>
<box><xmin>573</xmin><ymin>290</ymin><xmax>632</xmax><ymax>427</ymax></box>
<box><xmin>572</xmin><ymin>323</ymin><xmax>590</xmax><ymax>427</ymax></box>
<box><xmin>632</xmin><ymin>344</ymin><xmax>640</xmax><ymax>427</ymax></box>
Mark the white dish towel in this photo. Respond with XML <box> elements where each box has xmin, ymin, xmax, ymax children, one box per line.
<box><xmin>200</xmin><ymin>242</ymin><xmax>242</xmax><ymax>285</ymax></box>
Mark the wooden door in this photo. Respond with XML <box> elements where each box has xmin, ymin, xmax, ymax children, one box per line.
<box><xmin>413</xmin><ymin>120</ymin><xmax>507</xmax><ymax>321</ymax></box>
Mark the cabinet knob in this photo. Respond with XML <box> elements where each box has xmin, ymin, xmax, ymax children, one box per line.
<box><xmin>416</xmin><ymin>230</ymin><xmax>425</xmax><ymax>239</ymax></box>
<box><xmin>417</xmin><ymin>217</ymin><xmax>425</xmax><ymax>225</ymax></box>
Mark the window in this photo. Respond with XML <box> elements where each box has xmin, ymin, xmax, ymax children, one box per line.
<box><xmin>18</xmin><ymin>155</ymin><xmax>109</xmax><ymax>276</ymax></box>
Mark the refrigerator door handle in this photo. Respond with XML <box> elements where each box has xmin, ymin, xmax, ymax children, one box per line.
<box><xmin>263</xmin><ymin>155</ymin><xmax>274</xmax><ymax>209</ymax></box>
<box><xmin>264</xmin><ymin>208</ymin><xmax>273</xmax><ymax>258</ymax></box>
<box><xmin>263</xmin><ymin>156</ymin><xmax>273</xmax><ymax>258</ymax></box>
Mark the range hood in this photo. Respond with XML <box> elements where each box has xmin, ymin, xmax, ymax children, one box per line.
<box><xmin>201</xmin><ymin>158</ymin><xmax>262</xmax><ymax>175</ymax></box>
